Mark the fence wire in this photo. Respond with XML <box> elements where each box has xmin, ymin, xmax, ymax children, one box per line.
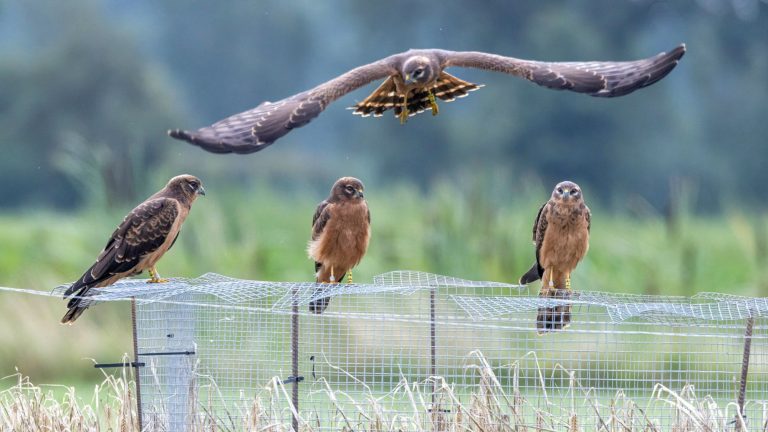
<box><xmin>49</xmin><ymin>272</ymin><xmax>768</xmax><ymax>431</ymax></box>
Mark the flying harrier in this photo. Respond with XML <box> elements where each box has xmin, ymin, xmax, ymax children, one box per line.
<box><xmin>307</xmin><ymin>177</ymin><xmax>371</xmax><ymax>314</ymax></box>
<box><xmin>168</xmin><ymin>44</ymin><xmax>685</xmax><ymax>154</ymax></box>
<box><xmin>520</xmin><ymin>181</ymin><xmax>590</xmax><ymax>333</ymax></box>
<box><xmin>61</xmin><ymin>175</ymin><xmax>205</xmax><ymax>324</ymax></box>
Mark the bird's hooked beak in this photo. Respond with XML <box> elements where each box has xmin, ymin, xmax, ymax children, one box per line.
<box><xmin>357</xmin><ymin>189</ymin><xmax>364</xmax><ymax>199</ymax></box>
<box><xmin>561</xmin><ymin>188</ymin><xmax>570</xmax><ymax>199</ymax></box>
<box><xmin>404</xmin><ymin>73</ymin><xmax>415</xmax><ymax>85</ymax></box>
<box><xmin>197</xmin><ymin>186</ymin><xmax>206</xmax><ymax>196</ymax></box>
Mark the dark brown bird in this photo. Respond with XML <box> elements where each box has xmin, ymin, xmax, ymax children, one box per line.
<box><xmin>307</xmin><ymin>177</ymin><xmax>371</xmax><ymax>314</ymax></box>
<box><xmin>61</xmin><ymin>175</ymin><xmax>205</xmax><ymax>324</ymax></box>
<box><xmin>168</xmin><ymin>44</ymin><xmax>685</xmax><ymax>154</ymax></box>
<box><xmin>520</xmin><ymin>181</ymin><xmax>590</xmax><ymax>333</ymax></box>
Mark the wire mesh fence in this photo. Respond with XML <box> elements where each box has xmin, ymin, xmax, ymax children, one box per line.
<box><xmin>62</xmin><ymin>271</ymin><xmax>768</xmax><ymax>431</ymax></box>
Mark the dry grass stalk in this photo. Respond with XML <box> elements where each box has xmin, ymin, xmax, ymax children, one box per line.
<box><xmin>1</xmin><ymin>350</ymin><xmax>763</xmax><ymax>431</ymax></box>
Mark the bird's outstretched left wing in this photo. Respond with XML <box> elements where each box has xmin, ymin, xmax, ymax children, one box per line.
<box><xmin>442</xmin><ymin>44</ymin><xmax>685</xmax><ymax>97</ymax></box>
<box><xmin>169</xmin><ymin>58</ymin><xmax>397</xmax><ymax>154</ymax></box>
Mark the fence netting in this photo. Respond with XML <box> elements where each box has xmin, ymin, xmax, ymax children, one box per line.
<box><xmin>53</xmin><ymin>271</ymin><xmax>768</xmax><ymax>431</ymax></box>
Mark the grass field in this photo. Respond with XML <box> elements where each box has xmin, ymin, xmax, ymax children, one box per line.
<box><xmin>0</xmin><ymin>354</ymin><xmax>758</xmax><ymax>431</ymax></box>
<box><xmin>0</xmin><ymin>180</ymin><xmax>766</xmax><ymax>390</ymax></box>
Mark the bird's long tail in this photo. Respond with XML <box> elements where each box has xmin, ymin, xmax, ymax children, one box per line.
<box><xmin>61</xmin><ymin>285</ymin><xmax>93</xmax><ymax>324</ymax></box>
<box><xmin>536</xmin><ymin>287</ymin><xmax>571</xmax><ymax>333</ymax></box>
<box><xmin>309</xmin><ymin>264</ymin><xmax>346</xmax><ymax>314</ymax></box>
<box><xmin>519</xmin><ymin>262</ymin><xmax>543</xmax><ymax>285</ymax></box>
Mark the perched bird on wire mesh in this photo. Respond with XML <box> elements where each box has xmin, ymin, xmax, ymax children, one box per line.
<box><xmin>168</xmin><ymin>44</ymin><xmax>685</xmax><ymax>154</ymax></box>
<box><xmin>60</xmin><ymin>175</ymin><xmax>205</xmax><ymax>324</ymax></box>
<box><xmin>307</xmin><ymin>177</ymin><xmax>371</xmax><ymax>314</ymax></box>
<box><xmin>520</xmin><ymin>181</ymin><xmax>590</xmax><ymax>333</ymax></box>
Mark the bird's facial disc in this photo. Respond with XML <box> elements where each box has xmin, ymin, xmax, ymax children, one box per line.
<box><xmin>403</xmin><ymin>57</ymin><xmax>432</xmax><ymax>84</ymax></box>
<box><xmin>553</xmin><ymin>181</ymin><xmax>581</xmax><ymax>202</ymax></box>
<box><xmin>186</xmin><ymin>179</ymin><xmax>205</xmax><ymax>196</ymax></box>
<box><xmin>343</xmin><ymin>184</ymin><xmax>364</xmax><ymax>199</ymax></box>
<box><xmin>332</xmin><ymin>177</ymin><xmax>365</xmax><ymax>201</ymax></box>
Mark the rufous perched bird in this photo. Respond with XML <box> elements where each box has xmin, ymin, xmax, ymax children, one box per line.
<box><xmin>520</xmin><ymin>181</ymin><xmax>590</xmax><ymax>333</ymax></box>
<box><xmin>307</xmin><ymin>177</ymin><xmax>370</xmax><ymax>314</ymax></box>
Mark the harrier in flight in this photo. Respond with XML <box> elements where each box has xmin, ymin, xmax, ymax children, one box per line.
<box><xmin>307</xmin><ymin>177</ymin><xmax>370</xmax><ymax>314</ymax></box>
<box><xmin>61</xmin><ymin>175</ymin><xmax>205</xmax><ymax>324</ymax></box>
<box><xmin>520</xmin><ymin>181</ymin><xmax>590</xmax><ymax>333</ymax></box>
<box><xmin>169</xmin><ymin>44</ymin><xmax>685</xmax><ymax>154</ymax></box>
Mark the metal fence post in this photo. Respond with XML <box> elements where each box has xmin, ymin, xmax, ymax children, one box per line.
<box><xmin>131</xmin><ymin>298</ymin><xmax>144</xmax><ymax>431</ymax></box>
<box><xmin>735</xmin><ymin>316</ymin><xmax>754</xmax><ymax>432</ymax></box>
<box><xmin>292</xmin><ymin>287</ymin><xmax>300</xmax><ymax>432</ymax></box>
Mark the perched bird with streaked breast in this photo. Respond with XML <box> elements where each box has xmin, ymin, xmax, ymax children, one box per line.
<box><xmin>520</xmin><ymin>181</ymin><xmax>590</xmax><ymax>333</ymax></box>
<box><xmin>61</xmin><ymin>174</ymin><xmax>205</xmax><ymax>324</ymax></box>
<box><xmin>307</xmin><ymin>177</ymin><xmax>371</xmax><ymax>314</ymax></box>
<box><xmin>168</xmin><ymin>44</ymin><xmax>686</xmax><ymax>154</ymax></box>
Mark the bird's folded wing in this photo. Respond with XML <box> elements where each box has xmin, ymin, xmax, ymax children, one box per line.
<box><xmin>71</xmin><ymin>198</ymin><xmax>180</xmax><ymax>294</ymax></box>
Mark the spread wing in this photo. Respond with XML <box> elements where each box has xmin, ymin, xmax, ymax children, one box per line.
<box><xmin>63</xmin><ymin>198</ymin><xmax>180</xmax><ymax>299</ymax></box>
<box><xmin>169</xmin><ymin>58</ymin><xmax>398</xmax><ymax>154</ymax></box>
<box><xmin>442</xmin><ymin>44</ymin><xmax>685</xmax><ymax>97</ymax></box>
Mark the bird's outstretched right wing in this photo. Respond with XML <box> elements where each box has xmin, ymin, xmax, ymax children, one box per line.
<box><xmin>442</xmin><ymin>44</ymin><xmax>686</xmax><ymax>97</ymax></box>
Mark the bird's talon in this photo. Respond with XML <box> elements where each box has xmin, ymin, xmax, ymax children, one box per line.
<box><xmin>428</xmin><ymin>91</ymin><xmax>439</xmax><ymax>116</ymax></box>
<box><xmin>147</xmin><ymin>267</ymin><xmax>169</xmax><ymax>283</ymax></box>
<box><xmin>147</xmin><ymin>278</ymin><xmax>170</xmax><ymax>284</ymax></box>
<box><xmin>399</xmin><ymin>109</ymin><xmax>409</xmax><ymax>124</ymax></box>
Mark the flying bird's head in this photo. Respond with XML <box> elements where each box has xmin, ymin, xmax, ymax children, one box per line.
<box><xmin>551</xmin><ymin>181</ymin><xmax>583</xmax><ymax>205</ymax></box>
<box><xmin>331</xmin><ymin>177</ymin><xmax>365</xmax><ymax>202</ymax></box>
<box><xmin>167</xmin><ymin>174</ymin><xmax>206</xmax><ymax>202</ymax></box>
<box><xmin>402</xmin><ymin>56</ymin><xmax>435</xmax><ymax>86</ymax></box>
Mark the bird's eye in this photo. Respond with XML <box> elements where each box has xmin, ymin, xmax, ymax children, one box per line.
<box><xmin>557</xmin><ymin>188</ymin><xmax>563</xmax><ymax>194</ymax></box>
<box><xmin>345</xmin><ymin>186</ymin><xmax>354</xmax><ymax>192</ymax></box>
<box><xmin>413</xmin><ymin>69</ymin><xmax>423</xmax><ymax>77</ymax></box>
<box><xmin>571</xmin><ymin>189</ymin><xmax>579</xmax><ymax>195</ymax></box>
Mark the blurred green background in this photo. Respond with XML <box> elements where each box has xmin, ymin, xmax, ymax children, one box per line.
<box><xmin>0</xmin><ymin>0</ymin><xmax>767</xmax><ymax>391</ymax></box>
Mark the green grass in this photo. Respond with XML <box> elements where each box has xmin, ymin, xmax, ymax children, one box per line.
<box><xmin>0</xmin><ymin>181</ymin><xmax>766</xmax><ymax>388</ymax></box>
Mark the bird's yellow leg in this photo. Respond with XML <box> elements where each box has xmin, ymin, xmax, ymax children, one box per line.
<box><xmin>147</xmin><ymin>266</ymin><xmax>169</xmax><ymax>284</ymax></box>
<box><xmin>566</xmin><ymin>273</ymin><xmax>571</xmax><ymax>290</ymax></box>
<box><xmin>329</xmin><ymin>266</ymin><xmax>336</xmax><ymax>283</ymax></box>
<box><xmin>428</xmin><ymin>90</ymin><xmax>439</xmax><ymax>116</ymax></box>
<box><xmin>399</xmin><ymin>93</ymin><xmax>409</xmax><ymax>124</ymax></box>
<box><xmin>347</xmin><ymin>270</ymin><xmax>353</xmax><ymax>284</ymax></box>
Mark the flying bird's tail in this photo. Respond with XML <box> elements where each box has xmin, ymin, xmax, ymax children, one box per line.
<box><xmin>350</xmin><ymin>72</ymin><xmax>482</xmax><ymax>119</ymax></box>
<box><xmin>519</xmin><ymin>262</ymin><xmax>543</xmax><ymax>285</ymax></box>
<box><xmin>536</xmin><ymin>288</ymin><xmax>571</xmax><ymax>333</ymax></box>
<box><xmin>61</xmin><ymin>284</ymin><xmax>94</xmax><ymax>324</ymax></box>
